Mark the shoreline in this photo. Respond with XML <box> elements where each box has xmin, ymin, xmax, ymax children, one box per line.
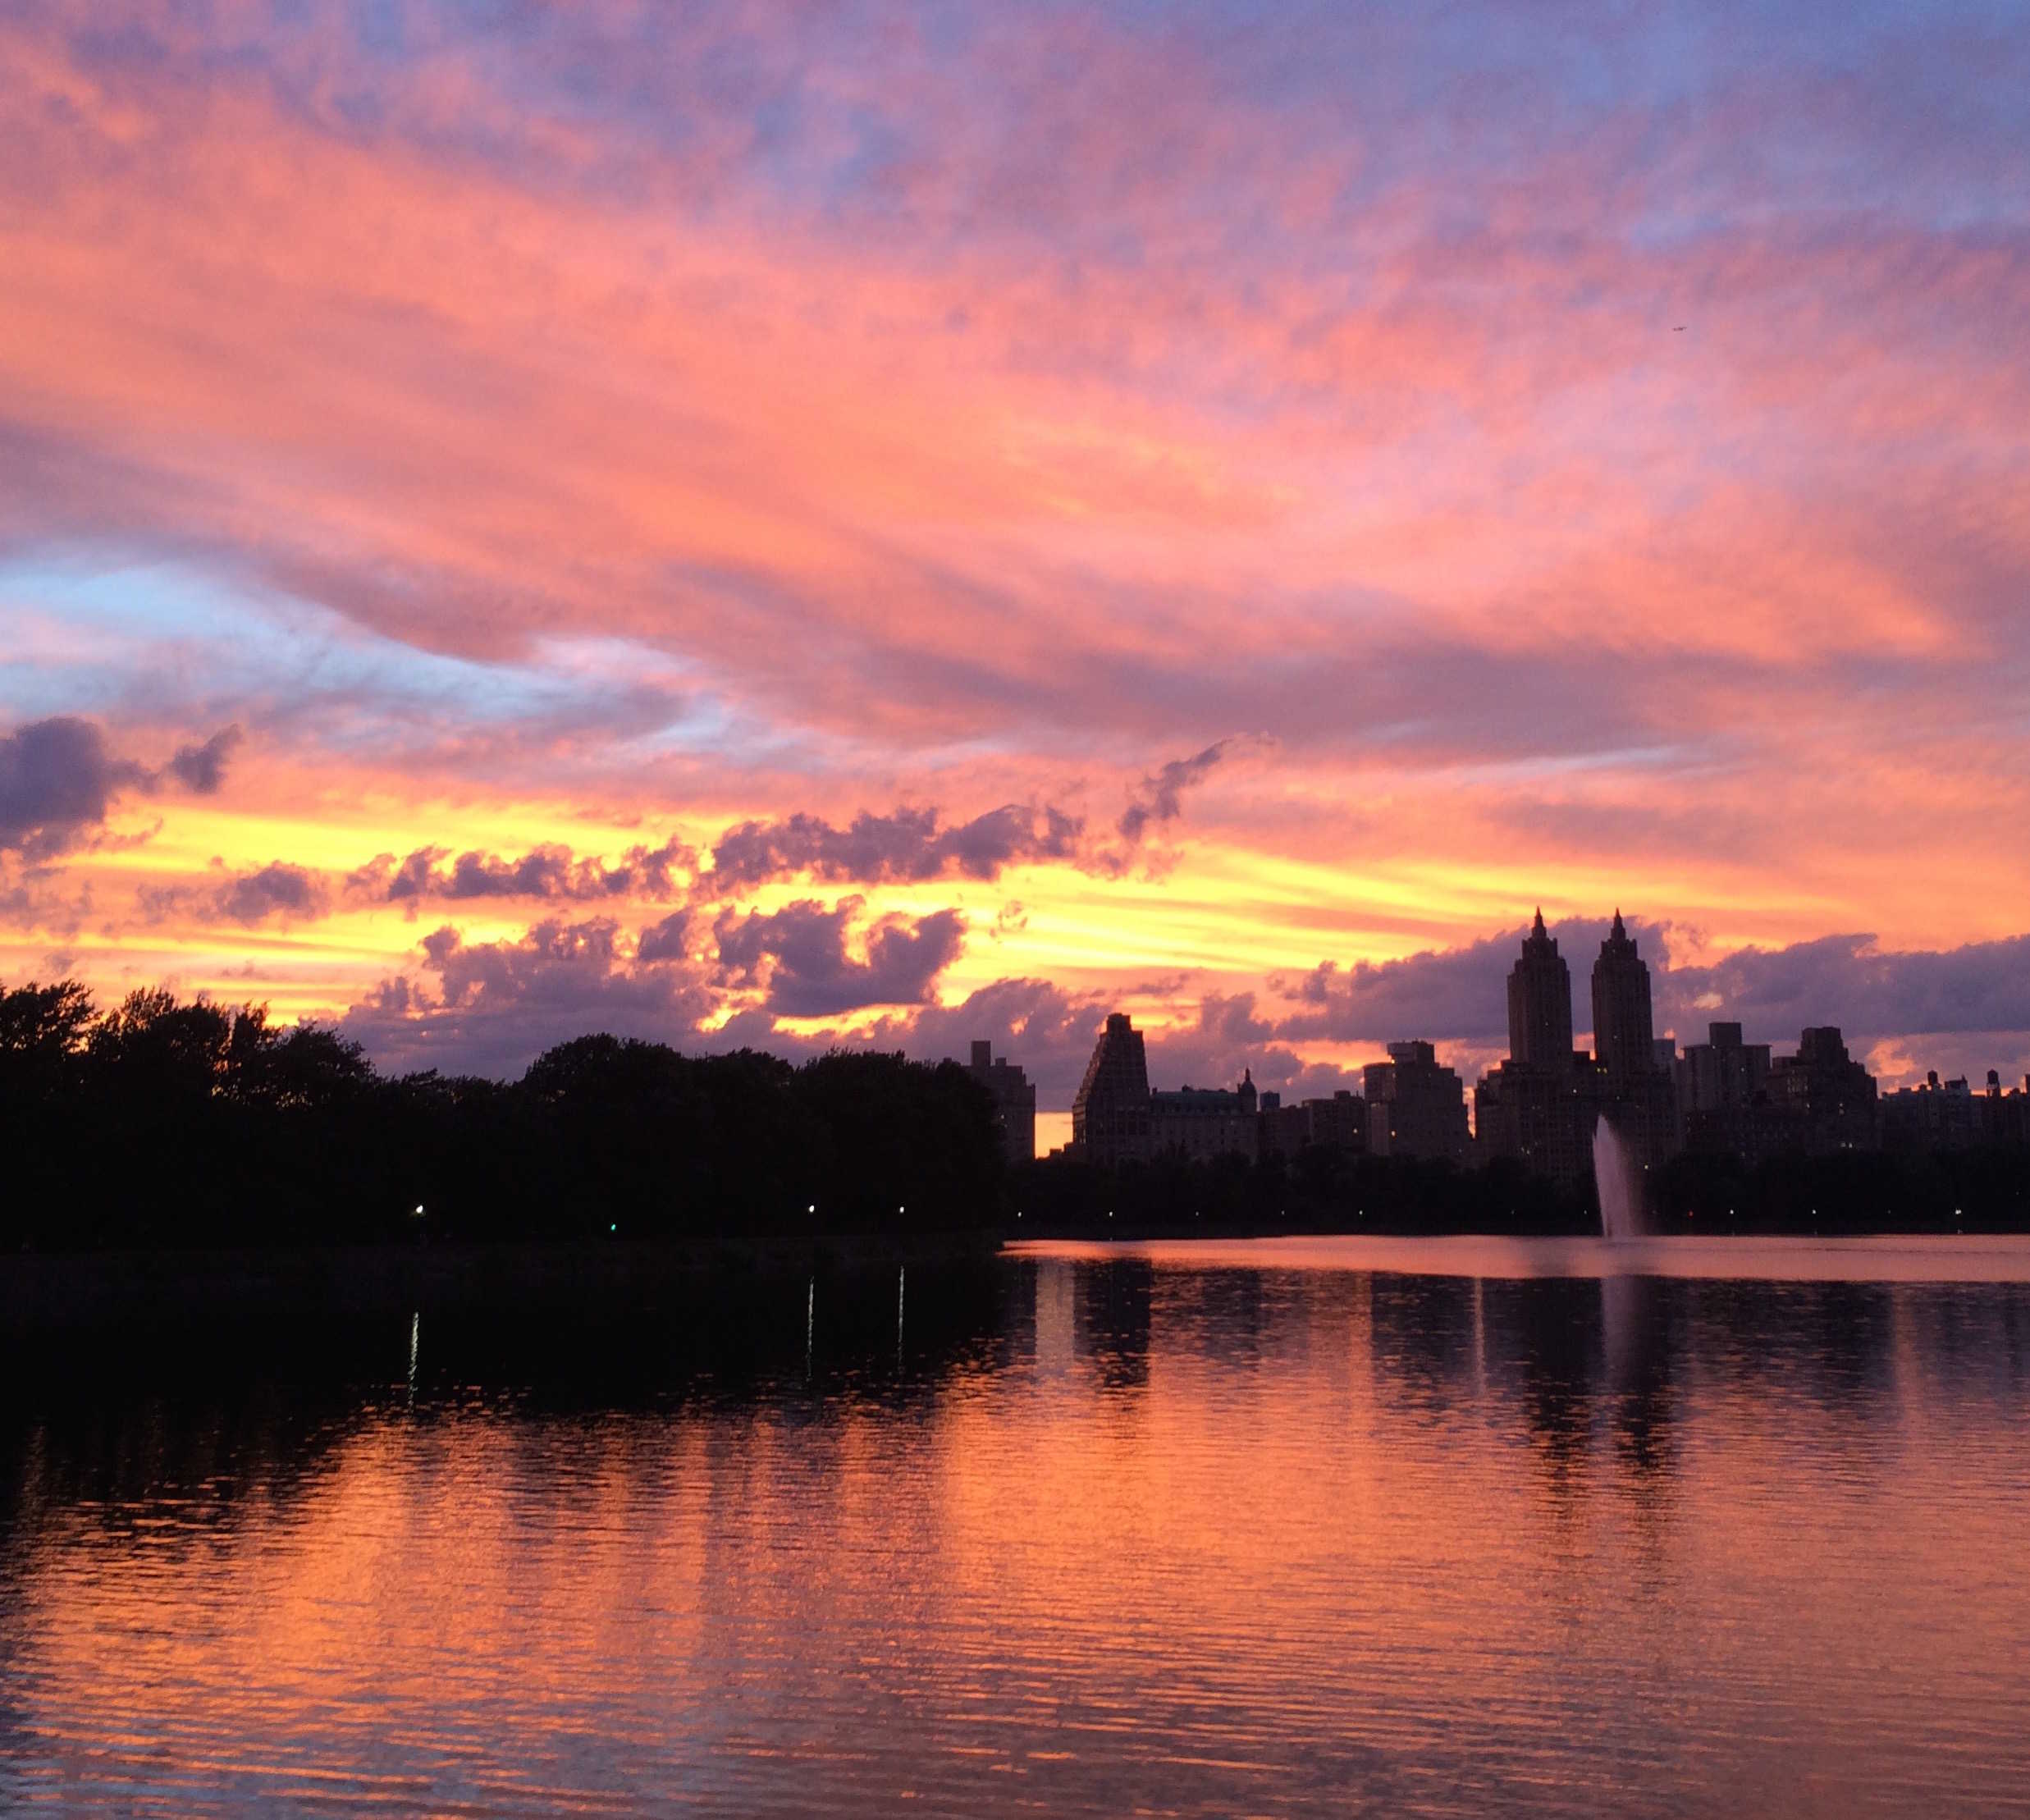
<box><xmin>8</xmin><ymin>1224</ymin><xmax>2030</xmax><ymax>1324</ymax></box>
<box><xmin>0</xmin><ymin>1231</ymin><xmax>1003</xmax><ymax>1327</ymax></box>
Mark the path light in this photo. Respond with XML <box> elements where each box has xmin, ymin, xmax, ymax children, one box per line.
<box><xmin>412</xmin><ymin>1203</ymin><xmax>425</xmax><ymax>1219</ymax></box>
<box><xmin>807</xmin><ymin>1204</ymin><xmax>815</xmax><ymax>1214</ymax></box>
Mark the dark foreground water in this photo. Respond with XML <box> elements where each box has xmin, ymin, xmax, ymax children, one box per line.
<box><xmin>2</xmin><ymin>1236</ymin><xmax>2029</xmax><ymax>1816</ymax></box>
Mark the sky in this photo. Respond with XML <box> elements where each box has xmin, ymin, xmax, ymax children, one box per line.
<box><xmin>3</xmin><ymin>0</ymin><xmax>2028</xmax><ymax>1138</ymax></box>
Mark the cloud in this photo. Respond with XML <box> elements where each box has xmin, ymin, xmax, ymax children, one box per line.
<box><xmin>215</xmin><ymin>862</ymin><xmax>327</xmax><ymax>926</ymax></box>
<box><xmin>0</xmin><ymin>716</ymin><xmax>241</xmax><ymax>859</ymax></box>
<box><xmin>1654</xmin><ymin>933</ymin><xmax>2030</xmax><ymax>1045</ymax></box>
<box><xmin>4</xmin><ymin>1</ymin><xmax>2030</xmax><ymax>1068</ymax></box>
<box><xmin>636</xmin><ymin>908</ymin><xmax>693</xmax><ymax>963</ymax></box>
<box><xmin>1265</xmin><ymin>917</ymin><xmax>2030</xmax><ymax>1084</ymax></box>
<box><xmin>337</xmin><ymin>917</ymin><xmax>716</xmax><ymax>1079</ymax></box>
<box><xmin>164</xmin><ymin>727</ymin><xmax>243</xmax><ymax>794</ymax></box>
<box><xmin>0</xmin><ymin>718</ymin><xmax>144</xmax><ymax>859</ymax></box>
<box><xmin>136</xmin><ymin>859</ymin><xmax>331</xmax><ymax>928</ymax></box>
<box><xmin>1117</xmin><ymin>739</ymin><xmax>1257</xmax><ymax>844</ymax></box>
<box><xmin>713</xmin><ymin>899</ymin><xmax>967</xmax><ymax>1017</ymax></box>
<box><xmin>1270</xmin><ymin>928</ymin><xmax>1549</xmax><ymax>1048</ymax></box>
<box><xmin>703</xmin><ymin>803</ymin><xmax>1084</xmax><ymax>893</ymax></box>
<box><xmin>347</xmin><ymin>837</ymin><xmax>693</xmax><ymax>908</ymax></box>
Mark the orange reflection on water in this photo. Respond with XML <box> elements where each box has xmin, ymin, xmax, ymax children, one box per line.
<box><xmin>2</xmin><ymin>1246</ymin><xmax>2027</xmax><ymax>1813</ymax></box>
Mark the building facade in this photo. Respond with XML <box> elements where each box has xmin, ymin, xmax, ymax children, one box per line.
<box><xmin>1149</xmin><ymin>1072</ymin><xmax>1258</xmax><ymax>1161</ymax></box>
<box><xmin>1259</xmin><ymin>1090</ymin><xmax>1368</xmax><ymax>1160</ymax></box>
<box><xmin>967</xmin><ymin>1040</ymin><xmax>1036</xmax><ymax>1165</ymax></box>
<box><xmin>1365</xmin><ymin>1040</ymin><xmax>1470</xmax><ymax>1163</ymax></box>
<box><xmin>1507</xmin><ymin>908</ymin><xmax>1575</xmax><ymax>1071</ymax></box>
<box><xmin>1476</xmin><ymin>1057</ymin><xmax>1609</xmax><ymax>1182</ymax></box>
<box><xmin>1768</xmin><ymin>1026</ymin><xmax>1878</xmax><ymax>1154</ymax></box>
<box><xmin>1590</xmin><ymin>911</ymin><xmax>1653</xmax><ymax>1090</ymax></box>
<box><xmin>1676</xmin><ymin>1021</ymin><xmax>1778</xmax><ymax>1158</ymax></box>
<box><xmin>1071</xmin><ymin>1013</ymin><xmax>1151</xmax><ymax>1166</ymax></box>
<box><xmin>1589</xmin><ymin>912</ymin><xmax>1679</xmax><ymax>1166</ymax></box>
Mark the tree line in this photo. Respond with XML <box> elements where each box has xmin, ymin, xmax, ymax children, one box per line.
<box><xmin>1009</xmin><ymin>1141</ymin><xmax>2030</xmax><ymax>1236</ymax></box>
<box><xmin>0</xmin><ymin>979</ymin><xmax>1005</xmax><ymax>1249</ymax></box>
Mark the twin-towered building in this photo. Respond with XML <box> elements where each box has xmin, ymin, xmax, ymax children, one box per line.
<box><xmin>1476</xmin><ymin>909</ymin><xmax>1680</xmax><ymax>1182</ymax></box>
<box><xmin>1054</xmin><ymin>908</ymin><xmax>2029</xmax><ymax>1172</ymax></box>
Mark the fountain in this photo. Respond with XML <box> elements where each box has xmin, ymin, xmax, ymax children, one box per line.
<box><xmin>1593</xmin><ymin>1113</ymin><xmax>1645</xmax><ymax>1242</ymax></box>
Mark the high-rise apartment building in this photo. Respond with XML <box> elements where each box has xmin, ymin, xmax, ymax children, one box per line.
<box><xmin>1507</xmin><ymin>909</ymin><xmax>1575</xmax><ymax>1072</ymax></box>
<box><xmin>1590</xmin><ymin>911</ymin><xmax>1654</xmax><ymax>1091</ymax></box>
<box><xmin>967</xmin><ymin>1040</ymin><xmax>1036</xmax><ymax>1165</ymax></box>
<box><xmin>1071</xmin><ymin>1013</ymin><xmax>1151</xmax><ymax>1166</ymax></box>
<box><xmin>1769</xmin><ymin>1027</ymin><xmax>1878</xmax><ymax>1153</ymax></box>
<box><xmin>1365</xmin><ymin>1040</ymin><xmax>1470</xmax><ymax>1163</ymax></box>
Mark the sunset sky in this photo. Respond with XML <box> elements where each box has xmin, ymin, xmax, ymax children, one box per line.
<box><xmin>4</xmin><ymin>0</ymin><xmax>2028</xmax><ymax>1136</ymax></box>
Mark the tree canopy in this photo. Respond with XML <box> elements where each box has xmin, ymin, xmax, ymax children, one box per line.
<box><xmin>0</xmin><ymin>977</ymin><xmax>1004</xmax><ymax>1250</ymax></box>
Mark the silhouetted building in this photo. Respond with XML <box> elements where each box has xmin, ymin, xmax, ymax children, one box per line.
<box><xmin>1768</xmin><ymin>1027</ymin><xmax>1878</xmax><ymax>1154</ymax></box>
<box><xmin>1072</xmin><ymin>1013</ymin><xmax>1151</xmax><ymax>1166</ymax></box>
<box><xmin>1305</xmin><ymin>1091</ymin><xmax>1369</xmax><ymax>1152</ymax></box>
<box><xmin>1881</xmin><ymin>1068</ymin><xmax>2030</xmax><ymax>1152</ymax></box>
<box><xmin>967</xmin><ymin>1040</ymin><xmax>1036</xmax><ymax>1164</ymax></box>
<box><xmin>1676</xmin><ymin>1022</ymin><xmax>1772</xmax><ymax>1109</ymax></box>
<box><xmin>1259</xmin><ymin>1095</ymin><xmax>1308</xmax><ymax>1159</ymax></box>
<box><xmin>1479</xmin><ymin>912</ymin><xmax>1597</xmax><ymax>1180</ymax></box>
<box><xmin>1881</xmin><ymin>1070</ymin><xmax>1982</xmax><ymax>1153</ymax></box>
<box><xmin>1259</xmin><ymin>1090</ymin><xmax>1368</xmax><ymax>1160</ymax></box>
<box><xmin>1365</xmin><ymin>1041</ymin><xmax>1470</xmax><ymax>1163</ymax></box>
<box><xmin>1591</xmin><ymin>912</ymin><xmax>1652</xmax><ymax>1088</ymax></box>
<box><xmin>1988</xmin><ymin>1072</ymin><xmax>2030</xmax><ymax>1147</ymax></box>
<box><xmin>1508</xmin><ymin>909</ymin><xmax>1575</xmax><ymax>1072</ymax></box>
<box><xmin>1676</xmin><ymin>1021</ymin><xmax>1777</xmax><ymax>1159</ymax></box>
<box><xmin>1150</xmin><ymin>1071</ymin><xmax>1258</xmax><ymax>1161</ymax></box>
<box><xmin>1589</xmin><ymin>912</ymin><xmax>1680</xmax><ymax>1166</ymax></box>
<box><xmin>1475</xmin><ymin>1054</ymin><xmax>1609</xmax><ymax>1182</ymax></box>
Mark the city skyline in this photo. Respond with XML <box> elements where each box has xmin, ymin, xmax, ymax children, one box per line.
<box><xmin>1060</xmin><ymin>911</ymin><xmax>2028</xmax><ymax>1169</ymax></box>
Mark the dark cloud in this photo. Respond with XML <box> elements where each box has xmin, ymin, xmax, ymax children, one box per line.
<box><xmin>713</xmin><ymin>899</ymin><xmax>967</xmax><ymax>1017</ymax></box>
<box><xmin>1265</xmin><ymin>917</ymin><xmax>2030</xmax><ymax>1076</ymax></box>
<box><xmin>0</xmin><ymin>718</ymin><xmax>145</xmax><ymax>858</ymax></box>
<box><xmin>636</xmin><ymin>908</ymin><xmax>693</xmax><ymax>963</ymax></box>
<box><xmin>215</xmin><ymin>862</ymin><xmax>327</xmax><ymax>926</ymax></box>
<box><xmin>1117</xmin><ymin>738</ymin><xmax>1255</xmax><ymax>843</ymax></box>
<box><xmin>1271</xmin><ymin>929</ymin><xmax>1535</xmax><ymax>1048</ymax></box>
<box><xmin>347</xmin><ymin>836</ymin><xmax>693</xmax><ymax>908</ymax></box>
<box><xmin>1653</xmin><ymin>933</ymin><xmax>2030</xmax><ymax>1045</ymax></box>
<box><xmin>0</xmin><ymin>716</ymin><xmax>243</xmax><ymax>859</ymax></box>
<box><xmin>164</xmin><ymin>726</ymin><xmax>243</xmax><ymax>794</ymax></box>
<box><xmin>337</xmin><ymin>917</ymin><xmax>716</xmax><ymax>1079</ymax></box>
<box><xmin>324</xmin><ymin>904</ymin><xmax>2030</xmax><ymax>1105</ymax></box>
<box><xmin>1138</xmin><ymin>988</ymin><xmax>1368</xmax><ymax>1105</ymax></box>
<box><xmin>136</xmin><ymin>860</ymin><xmax>332</xmax><ymax>928</ymax></box>
<box><xmin>703</xmin><ymin>803</ymin><xmax>1083</xmax><ymax>894</ymax></box>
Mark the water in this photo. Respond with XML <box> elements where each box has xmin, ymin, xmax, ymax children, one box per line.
<box><xmin>2</xmin><ymin>1236</ymin><xmax>2028</xmax><ymax>1816</ymax></box>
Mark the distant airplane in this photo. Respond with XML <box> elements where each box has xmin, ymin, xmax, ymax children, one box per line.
<box><xmin>1673</xmin><ymin>325</ymin><xmax>1687</xmax><ymax>331</ymax></box>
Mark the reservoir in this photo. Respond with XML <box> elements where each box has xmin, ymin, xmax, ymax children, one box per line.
<box><xmin>2</xmin><ymin>1236</ymin><xmax>2026</xmax><ymax>1814</ymax></box>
